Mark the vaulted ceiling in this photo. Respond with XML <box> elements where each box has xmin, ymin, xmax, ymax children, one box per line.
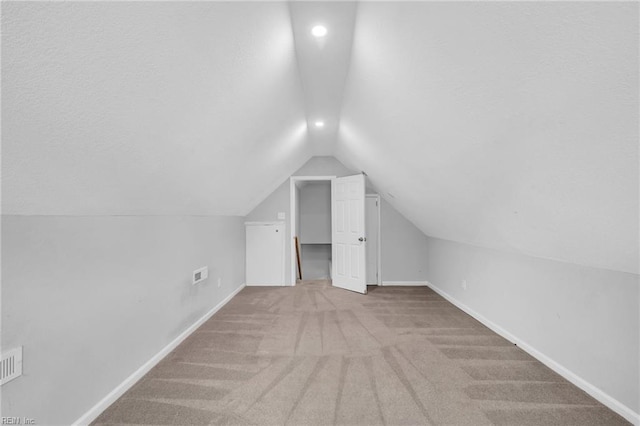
<box><xmin>2</xmin><ymin>2</ymin><xmax>638</xmax><ymax>273</ymax></box>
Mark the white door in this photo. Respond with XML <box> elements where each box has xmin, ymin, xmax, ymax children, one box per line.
<box><xmin>331</xmin><ymin>175</ymin><xmax>366</xmax><ymax>294</ymax></box>
<box><xmin>365</xmin><ymin>196</ymin><xmax>380</xmax><ymax>285</ymax></box>
<box><xmin>246</xmin><ymin>222</ymin><xmax>284</xmax><ymax>286</ymax></box>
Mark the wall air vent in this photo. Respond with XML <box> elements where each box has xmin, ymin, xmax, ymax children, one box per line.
<box><xmin>193</xmin><ymin>266</ymin><xmax>209</xmax><ymax>285</ymax></box>
<box><xmin>1</xmin><ymin>346</ymin><xmax>23</xmax><ymax>385</ymax></box>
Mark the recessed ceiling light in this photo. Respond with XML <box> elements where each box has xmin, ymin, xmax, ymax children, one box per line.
<box><xmin>314</xmin><ymin>120</ymin><xmax>325</xmax><ymax>128</ymax></box>
<box><xmin>311</xmin><ymin>25</ymin><xmax>327</xmax><ymax>38</ymax></box>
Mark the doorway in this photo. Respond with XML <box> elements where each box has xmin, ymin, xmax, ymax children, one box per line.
<box><xmin>290</xmin><ymin>176</ymin><xmax>335</xmax><ymax>286</ymax></box>
<box><xmin>290</xmin><ymin>175</ymin><xmax>378</xmax><ymax>293</ymax></box>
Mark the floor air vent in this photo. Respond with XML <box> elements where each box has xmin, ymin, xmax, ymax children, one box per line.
<box><xmin>1</xmin><ymin>346</ymin><xmax>23</xmax><ymax>385</ymax></box>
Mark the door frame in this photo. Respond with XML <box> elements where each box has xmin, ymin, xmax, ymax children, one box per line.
<box><xmin>365</xmin><ymin>194</ymin><xmax>382</xmax><ymax>286</ymax></box>
<box><xmin>289</xmin><ymin>176</ymin><xmax>336</xmax><ymax>286</ymax></box>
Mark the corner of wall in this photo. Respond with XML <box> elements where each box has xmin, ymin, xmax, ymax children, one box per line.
<box><xmin>73</xmin><ymin>282</ymin><xmax>246</xmax><ymax>426</ymax></box>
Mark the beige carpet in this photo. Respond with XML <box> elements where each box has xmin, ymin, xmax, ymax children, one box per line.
<box><xmin>93</xmin><ymin>281</ymin><xmax>630</xmax><ymax>425</ymax></box>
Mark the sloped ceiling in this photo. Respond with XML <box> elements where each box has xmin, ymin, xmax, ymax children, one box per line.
<box><xmin>336</xmin><ymin>2</ymin><xmax>639</xmax><ymax>274</ymax></box>
<box><xmin>289</xmin><ymin>2</ymin><xmax>356</xmax><ymax>156</ymax></box>
<box><xmin>2</xmin><ymin>2</ymin><xmax>312</xmax><ymax>216</ymax></box>
<box><xmin>3</xmin><ymin>2</ymin><xmax>637</xmax><ymax>273</ymax></box>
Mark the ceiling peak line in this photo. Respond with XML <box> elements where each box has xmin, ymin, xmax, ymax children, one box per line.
<box><xmin>288</xmin><ymin>1</ymin><xmax>359</xmax><ymax>155</ymax></box>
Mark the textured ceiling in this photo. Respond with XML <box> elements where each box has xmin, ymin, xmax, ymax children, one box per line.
<box><xmin>336</xmin><ymin>2</ymin><xmax>638</xmax><ymax>273</ymax></box>
<box><xmin>2</xmin><ymin>2</ymin><xmax>312</xmax><ymax>216</ymax></box>
<box><xmin>3</xmin><ymin>2</ymin><xmax>638</xmax><ymax>273</ymax></box>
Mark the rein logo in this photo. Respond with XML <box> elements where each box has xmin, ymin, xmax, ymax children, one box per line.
<box><xmin>1</xmin><ymin>418</ymin><xmax>35</xmax><ymax>425</ymax></box>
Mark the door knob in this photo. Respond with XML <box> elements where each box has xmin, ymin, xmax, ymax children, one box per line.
<box><xmin>358</xmin><ymin>237</ymin><xmax>366</xmax><ymax>242</ymax></box>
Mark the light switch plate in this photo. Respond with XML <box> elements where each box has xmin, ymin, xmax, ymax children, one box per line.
<box><xmin>277</xmin><ymin>212</ymin><xmax>285</xmax><ymax>220</ymax></box>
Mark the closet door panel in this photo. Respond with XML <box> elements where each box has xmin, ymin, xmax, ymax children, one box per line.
<box><xmin>246</xmin><ymin>223</ymin><xmax>284</xmax><ymax>286</ymax></box>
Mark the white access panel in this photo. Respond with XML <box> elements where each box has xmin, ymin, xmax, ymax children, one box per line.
<box><xmin>246</xmin><ymin>222</ymin><xmax>285</xmax><ymax>286</ymax></box>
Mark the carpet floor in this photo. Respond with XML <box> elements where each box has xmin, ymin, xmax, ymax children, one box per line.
<box><xmin>93</xmin><ymin>280</ymin><xmax>630</xmax><ymax>425</ymax></box>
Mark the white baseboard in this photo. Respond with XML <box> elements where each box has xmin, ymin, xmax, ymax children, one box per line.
<box><xmin>246</xmin><ymin>283</ymin><xmax>286</xmax><ymax>286</ymax></box>
<box><xmin>425</xmin><ymin>281</ymin><xmax>640</xmax><ymax>426</ymax></box>
<box><xmin>382</xmin><ymin>281</ymin><xmax>428</xmax><ymax>286</ymax></box>
<box><xmin>73</xmin><ymin>283</ymin><xmax>246</xmax><ymax>426</ymax></box>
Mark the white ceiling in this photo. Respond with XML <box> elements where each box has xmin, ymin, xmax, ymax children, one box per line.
<box><xmin>3</xmin><ymin>2</ymin><xmax>637</xmax><ymax>273</ymax></box>
<box><xmin>2</xmin><ymin>2</ymin><xmax>312</xmax><ymax>216</ymax></box>
<box><xmin>289</xmin><ymin>2</ymin><xmax>357</xmax><ymax>156</ymax></box>
<box><xmin>335</xmin><ymin>2</ymin><xmax>638</xmax><ymax>274</ymax></box>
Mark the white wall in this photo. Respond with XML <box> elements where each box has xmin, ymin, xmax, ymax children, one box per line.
<box><xmin>337</xmin><ymin>2</ymin><xmax>639</xmax><ymax>275</ymax></box>
<box><xmin>424</xmin><ymin>236</ymin><xmax>639</xmax><ymax>420</ymax></box>
<box><xmin>1</xmin><ymin>215</ymin><xmax>245</xmax><ymax>425</ymax></box>
<box><xmin>295</xmin><ymin>184</ymin><xmax>301</xmax><ymax>241</ymax></box>
<box><xmin>300</xmin><ymin>244</ymin><xmax>332</xmax><ymax>280</ymax></box>
<box><xmin>380</xmin><ymin>199</ymin><xmax>429</xmax><ymax>282</ymax></box>
<box><xmin>294</xmin><ymin>184</ymin><xmax>301</xmax><ymax>279</ymax></box>
<box><xmin>245</xmin><ymin>156</ymin><xmax>352</xmax><ymax>285</ymax></box>
<box><xmin>299</xmin><ymin>182</ymin><xmax>332</xmax><ymax>280</ymax></box>
<box><xmin>2</xmin><ymin>2</ymin><xmax>311</xmax><ymax>218</ymax></box>
<box><xmin>245</xmin><ymin>180</ymin><xmax>293</xmax><ymax>285</ymax></box>
<box><xmin>246</xmin><ymin>156</ymin><xmax>431</xmax><ymax>284</ymax></box>
<box><xmin>299</xmin><ymin>182</ymin><xmax>331</xmax><ymax>244</ymax></box>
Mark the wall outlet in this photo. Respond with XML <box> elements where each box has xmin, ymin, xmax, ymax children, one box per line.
<box><xmin>193</xmin><ymin>267</ymin><xmax>208</xmax><ymax>285</ymax></box>
<box><xmin>462</xmin><ymin>280</ymin><xmax>467</xmax><ymax>290</ymax></box>
<box><xmin>277</xmin><ymin>212</ymin><xmax>285</xmax><ymax>220</ymax></box>
<box><xmin>217</xmin><ymin>277</ymin><xmax>222</xmax><ymax>288</ymax></box>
